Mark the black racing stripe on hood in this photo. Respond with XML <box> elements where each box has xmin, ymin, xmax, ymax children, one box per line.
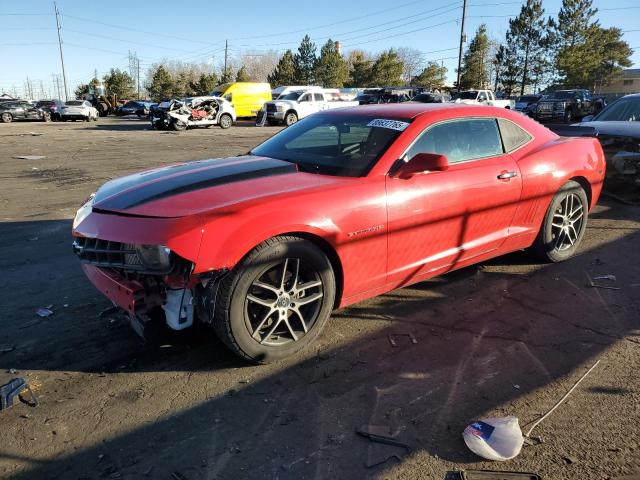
<box><xmin>95</xmin><ymin>157</ymin><xmax>298</xmax><ymax>210</ymax></box>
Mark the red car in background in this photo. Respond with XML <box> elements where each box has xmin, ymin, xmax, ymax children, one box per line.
<box><xmin>72</xmin><ymin>104</ymin><xmax>605</xmax><ymax>363</ymax></box>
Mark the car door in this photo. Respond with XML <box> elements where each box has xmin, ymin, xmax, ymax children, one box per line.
<box><xmin>314</xmin><ymin>93</ymin><xmax>327</xmax><ymax>111</ymax></box>
<box><xmin>12</xmin><ymin>102</ymin><xmax>26</xmax><ymax>119</ymax></box>
<box><xmin>297</xmin><ymin>93</ymin><xmax>314</xmax><ymax>117</ymax></box>
<box><xmin>385</xmin><ymin>117</ymin><xmax>523</xmax><ymax>286</ymax></box>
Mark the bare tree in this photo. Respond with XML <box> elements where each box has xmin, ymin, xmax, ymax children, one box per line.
<box><xmin>396</xmin><ymin>47</ymin><xmax>424</xmax><ymax>84</ymax></box>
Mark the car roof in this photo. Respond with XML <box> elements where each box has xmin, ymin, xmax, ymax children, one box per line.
<box><xmin>322</xmin><ymin>102</ymin><xmax>501</xmax><ymax>120</ymax></box>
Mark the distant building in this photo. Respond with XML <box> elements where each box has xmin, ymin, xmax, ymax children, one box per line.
<box><xmin>598</xmin><ymin>68</ymin><xmax>640</xmax><ymax>96</ymax></box>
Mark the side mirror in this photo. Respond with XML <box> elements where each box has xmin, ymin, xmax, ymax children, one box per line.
<box><xmin>392</xmin><ymin>153</ymin><xmax>449</xmax><ymax>179</ymax></box>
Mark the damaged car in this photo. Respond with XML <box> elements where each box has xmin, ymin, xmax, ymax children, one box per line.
<box><xmin>573</xmin><ymin>93</ymin><xmax>640</xmax><ymax>191</ymax></box>
<box><xmin>150</xmin><ymin>96</ymin><xmax>236</xmax><ymax>131</ymax></box>
<box><xmin>73</xmin><ymin>104</ymin><xmax>604</xmax><ymax>363</ymax></box>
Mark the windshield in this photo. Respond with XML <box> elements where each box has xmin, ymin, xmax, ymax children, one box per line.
<box><xmin>65</xmin><ymin>101</ymin><xmax>83</xmax><ymax>106</ymax></box>
<box><xmin>457</xmin><ymin>91</ymin><xmax>479</xmax><ymax>100</ymax></box>
<box><xmin>250</xmin><ymin>113</ymin><xmax>408</xmax><ymax>177</ymax></box>
<box><xmin>594</xmin><ymin>96</ymin><xmax>640</xmax><ymax>122</ymax></box>
<box><xmin>548</xmin><ymin>91</ymin><xmax>576</xmax><ymax>100</ymax></box>
<box><xmin>517</xmin><ymin>96</ymin><xmax>539</xmax><ymax>103</ymax></box>
<box><xmin>281</xmin><ymin>91</ymin><xmax>304</xmax><ymax>100</ymax></box>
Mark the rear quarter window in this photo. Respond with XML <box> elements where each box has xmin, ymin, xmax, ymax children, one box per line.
<box><xmin>497</xmin><ymin>118</ymin><xmax>532</xmax><ymax>153</ymax></box>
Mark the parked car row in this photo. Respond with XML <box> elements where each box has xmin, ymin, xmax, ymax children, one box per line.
<box><xmin>0</xmin><ymin>99</ymin><xmax>99</xmax><ymax>123</ymax></box>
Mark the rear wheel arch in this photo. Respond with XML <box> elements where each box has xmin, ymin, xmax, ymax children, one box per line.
<box><xmin>569</xmin><ymin>175</ymin><xmax>592</xmax><ymax>208</ymax></box>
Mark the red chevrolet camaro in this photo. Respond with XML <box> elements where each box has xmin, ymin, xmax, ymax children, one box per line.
<box><xmin>72</xmin><ymin>104</ymin><xmax>605</xmax><ymax>363</ymax></box>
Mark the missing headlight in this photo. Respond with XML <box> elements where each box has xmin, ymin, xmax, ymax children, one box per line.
<box><xmin>135</xmin><ymin>245</ymin><xmax>172</xmax><ymax>270</ymax></box>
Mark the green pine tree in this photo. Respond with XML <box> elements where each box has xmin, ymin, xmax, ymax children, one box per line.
<box><xmin>346</xmin><ymin>51</ymin><xmax>374</xmax><ymax>87</ymax></box>
<box><xmin>102</xmin><ymin>68</ymin><xmax>135</xmax><ymax>98</ymax></box>
<box><xmin>314</xmin><ymin>40</ymin><xmax>348</xmax><ymax>88</ymax></box>
<box><xmin>293</xmin><ymin>35</ymin><xmax>317</xmax><ymax>84</ymax></box>
<box><xmin>507</xmin><ymin>0</ymin><xmax>550</xmax><ymax>94</ymax></box>
<box><xmin>189</xmin><ymin>73</ymin><xmax>218</xmax><ymax>96</ymax></box>
<box><xmin>371</xmin><ymin>49</ymin><xmax>404</xmax><ymax>86</ymax></box>
<box><xmin>235</xmin><ymin>66</ymin><xmax>250</xmax><ymax>82</ymax></box>
<box><xmin>460</xmin><ymin>24</ymin><xmax>490</xmax><ymax>89</ymax></box>
<box><xmin>146</xmin><ymin>65</ymin><xmax>175</xmax><ymax>101</ymax></box>
<box><xmin>413</xmin><ymin>62</ymin><xmax>447</xmax><ymax>90</ymax></box>
<box><xmin>268</xmin><ymin>50</ymin><xmax>297</xmax><ymax>87</ymax></box>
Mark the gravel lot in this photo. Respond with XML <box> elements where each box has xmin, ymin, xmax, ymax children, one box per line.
<box><xmin>0</xmin><ymin>117</ymin><xmax>639</xmax><ymax>480</ymax></box>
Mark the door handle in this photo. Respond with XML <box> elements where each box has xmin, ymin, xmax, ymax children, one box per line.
<box><xmin>497</xmin><ymin>171</ymin><xmax>518</xmax><ymax>180</ymax></box>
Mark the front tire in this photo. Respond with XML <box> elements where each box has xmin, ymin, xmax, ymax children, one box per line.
<box><xmin>219</xmin><ymin>113</ymin><xmax>233</xmax><ymax>129</ymax></box>
<box><xmin>530</xmin><ymin>181</ymin><xmax>588</xmax><ymax>262</ymax></box>
<box><xmin>1</xmin><ymin>113</ymin><xmax>12</xmax><ymax>123</ymax></box>
<box><xmin>285</xmin><ymin>111</ymin><xmax>298</xmax><ymax>127</ymax></box>
<box><xmin>212</xmin><ymin>236</ymin><xmax>335</xmax><ymax>363</ymax></box>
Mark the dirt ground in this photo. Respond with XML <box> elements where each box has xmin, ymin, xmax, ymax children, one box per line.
<box><xmin>0</xmin><ymin>117</ymin><xmax>639</xmax><ymax>480</ymax></box>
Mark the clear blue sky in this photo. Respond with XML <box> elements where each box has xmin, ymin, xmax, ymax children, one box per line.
<box><xmin>1</xmin><ymin>0</ymin><xmax>639</xmax><ymax>98</ymax></box>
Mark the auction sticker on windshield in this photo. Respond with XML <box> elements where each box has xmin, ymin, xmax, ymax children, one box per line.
<box><xmin>366</xmin><ymin>119</ymin><xmax>410</xmax><ymax>131</ymax></box>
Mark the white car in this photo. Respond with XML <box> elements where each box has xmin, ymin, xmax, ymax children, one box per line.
<box><xmin>61</xmin><ymin>100</ymin><xmax>99</xmax><ymax>122</ymax></box>
<box><xmin>452</xmin><ymin>90</ymin><xmax>515</xmax><ymax>109</ymax></box>
<box><xmin>261</xmin><ymin>89</ymin><xmax>360</xmax><ymax>126</ymax></box>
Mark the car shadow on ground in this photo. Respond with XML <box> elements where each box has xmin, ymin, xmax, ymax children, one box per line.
<box><xmin>0</xmin><ymin>199</ymin><xmax>638</xmax><ymax>479</ymax></box>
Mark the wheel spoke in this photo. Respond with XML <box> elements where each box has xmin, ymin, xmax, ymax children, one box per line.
<box><xmin>554</xmin><ymin>228</ymin><xmax>566</xmax><ymax>249</ymax></box>
<box><xmin>290</xmin><ymin>307</ymin><xmax>308</xmax><ymax>333</ymax></box>
<box><xmin>252</xmin><ymin>308</ymin><xmax>277</xmax><ymax>340</ymax></box>
<box><xmin>247</xmin><ymin>294</ymin><xmax>274</xmax><ymax>308</ymax></box>
<box><xmin>295</xmin><ymin>292</ymin><xmax>323</xmax><ymax>306</ymax></box>
<box><xmin>291</xmin><ymin>258</ymin><xmax>300</xmax><ymax>291</ymax></box>
<box><xmin>261</xmin><ymin>315</ymin><xmax>284</xmax><ymax>344</ymax></box>
<box><xmin>282</xmin><ymin>318</ymin><xmax>299</xmax><ymax>341</ymax></box>
<box><xmin>280</xmin><ymin>258</ymin><xmax>289</xmax><ymax>290</ymax></box>
<box><xmin>253</xmin><ymin>280</ymin><xmax>279</xmax><ymax>294</ymax></box>
<box><xmin>551</xmin><ymin>220</ymin><xmax>564</xmax><ymax>228</ymax></box>
<box><xmin>568</xmin><ymin>224</ymin><xmax>578</xmax><ymax>244</ymax></box>
<box><xmin>296</xmin><ymin>280</ymin><xmax>322</xmax><ymax>291</ymax></box>
<box><xmin>570</xmin><ymin>209</ymin><xmax>583</xmax><ymax>222</ymax></box>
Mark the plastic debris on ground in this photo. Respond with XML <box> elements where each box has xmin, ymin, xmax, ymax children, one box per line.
<box><xmin>454</xmin><ymin>469</ymin><xmax>542</xmax><ymax>479</ymax></box>
<box><xmin>0</xmin><ymin>377</ymin><xmax>39</xmax><ymax>411</ymax></box>
<box><xmin>388</xmin><ymin>332</ymin><xmax>418</xmax><ymax>347</ymax></box>
<box><xmin>462</xmin><ymin>416</ymin><xmax>524</xmax><ymax>461</ymax></box>
<box><xmin>12</xmin><ymin>155</ymin><xmax>46</xmax><ymax>160</ymax></box>
<box><xmin>36</xmin><ymin>307</ymin><xmax>54</xmax><ymax>317</ymax></box>
<box><xmin>594</xmin><ymin>274</ymin><xmax>617</xmax><ymax>281</ymax></box>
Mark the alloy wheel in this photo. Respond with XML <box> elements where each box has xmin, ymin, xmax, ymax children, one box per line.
<box><xmin>244</xmin><ymin>258</ymin><xmax>323</xmax><ymax>346</ymax></box>
<box><xmin>551</xmin><ymin>193</ymin><xmax>584</xmax><ymax>251</ymax></box>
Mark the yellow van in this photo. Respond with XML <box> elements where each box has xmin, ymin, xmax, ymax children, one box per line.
<box><xmin>210</xmin><ymin>82</ymin><xmax>271</xmax><ymax>117</ymax></box>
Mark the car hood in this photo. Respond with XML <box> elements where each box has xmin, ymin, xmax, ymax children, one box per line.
<box><xmin>577</xmin><ymin>121</ymin><xmax>640</xmax><ymax>139</ymax></box>
<box><xmin>91</xmin><ymin>155</ymin><xmax>344</xmax><ymax>218</ymax></box>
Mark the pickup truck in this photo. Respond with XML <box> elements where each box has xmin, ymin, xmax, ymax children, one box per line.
<box><xmin>261</xmin><ymin>89</ymin><xmax>360</xmax><ymax>126</ymax></box>
<box><xmin>453</xmin><ymin>90</ymin><xmax>514</xmax><ymax>109</ymax></box>
<box><xmin>534</xmin><ymin>89</ymin><xmax>596</xmax><ymax>124</ymax></box>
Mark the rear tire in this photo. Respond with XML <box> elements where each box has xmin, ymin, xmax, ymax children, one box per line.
<box><xmin>530</xmin><ymin>180</ymin><xmax>588</xmax><ymax>262</ymax></box>
<box><xmin>171</xmin><ymin>120</ymin><xmax>187</xmax><ymax>131</ymax></box>
<box><xmin>212</xmin><ymin>236</ymin><xmax>335</xmax><ymax>364</ymax></box>
<box><xmin>1</xmin><ymin>113</ymin><xmax>12</xmax><ymax>123</ymax></box>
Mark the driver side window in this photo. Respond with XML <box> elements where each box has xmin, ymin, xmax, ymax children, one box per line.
<box><xmin>406</xmin><ymin>118</ymin><xmax>504</xmax><ymax>164</ymax></box>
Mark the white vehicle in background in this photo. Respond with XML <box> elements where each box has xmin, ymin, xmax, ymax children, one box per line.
<box><xmin>261</xmin><ymin>88</ymin><xmax>360</xmax><ymax>126</ymax></box>
<box><xmin>453</xmin><ymin>90</ymin><xmax>514</xmax><ymax>109</ymax></box>
<box><xmin>60</xmin><ymin>100</ymin><xmax>99</xmax><ymax>121</ymax></box>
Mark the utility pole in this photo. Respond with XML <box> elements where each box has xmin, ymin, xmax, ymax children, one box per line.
<box><xmin>456</xmin><ymin>0</ymin><xmax>467</xmax><ymax>92</ymax></box>
<box><xmin>137</xmin><ymin>57</ymin><xmax>140</xmax><ymax>98</ymax></box>
<box><xmin>39</xmin><ymin>80</ymin><xmax>45</xmax><ymax>99</ymax></box>
<box><xmin>224</xmin><ymin>39</ymin><xmax>228</xmax><ymax>81</ymax></box>
<box><xmin>54</xmin><ymin>2</ymin><xmax>69</xmax><ymax>101</ymax></box>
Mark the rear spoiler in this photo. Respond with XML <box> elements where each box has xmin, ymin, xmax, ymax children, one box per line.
<box><xmin>547</xmin><ymin>125</ymin><xmax>597</xmax><ymax>138</ymax></box>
